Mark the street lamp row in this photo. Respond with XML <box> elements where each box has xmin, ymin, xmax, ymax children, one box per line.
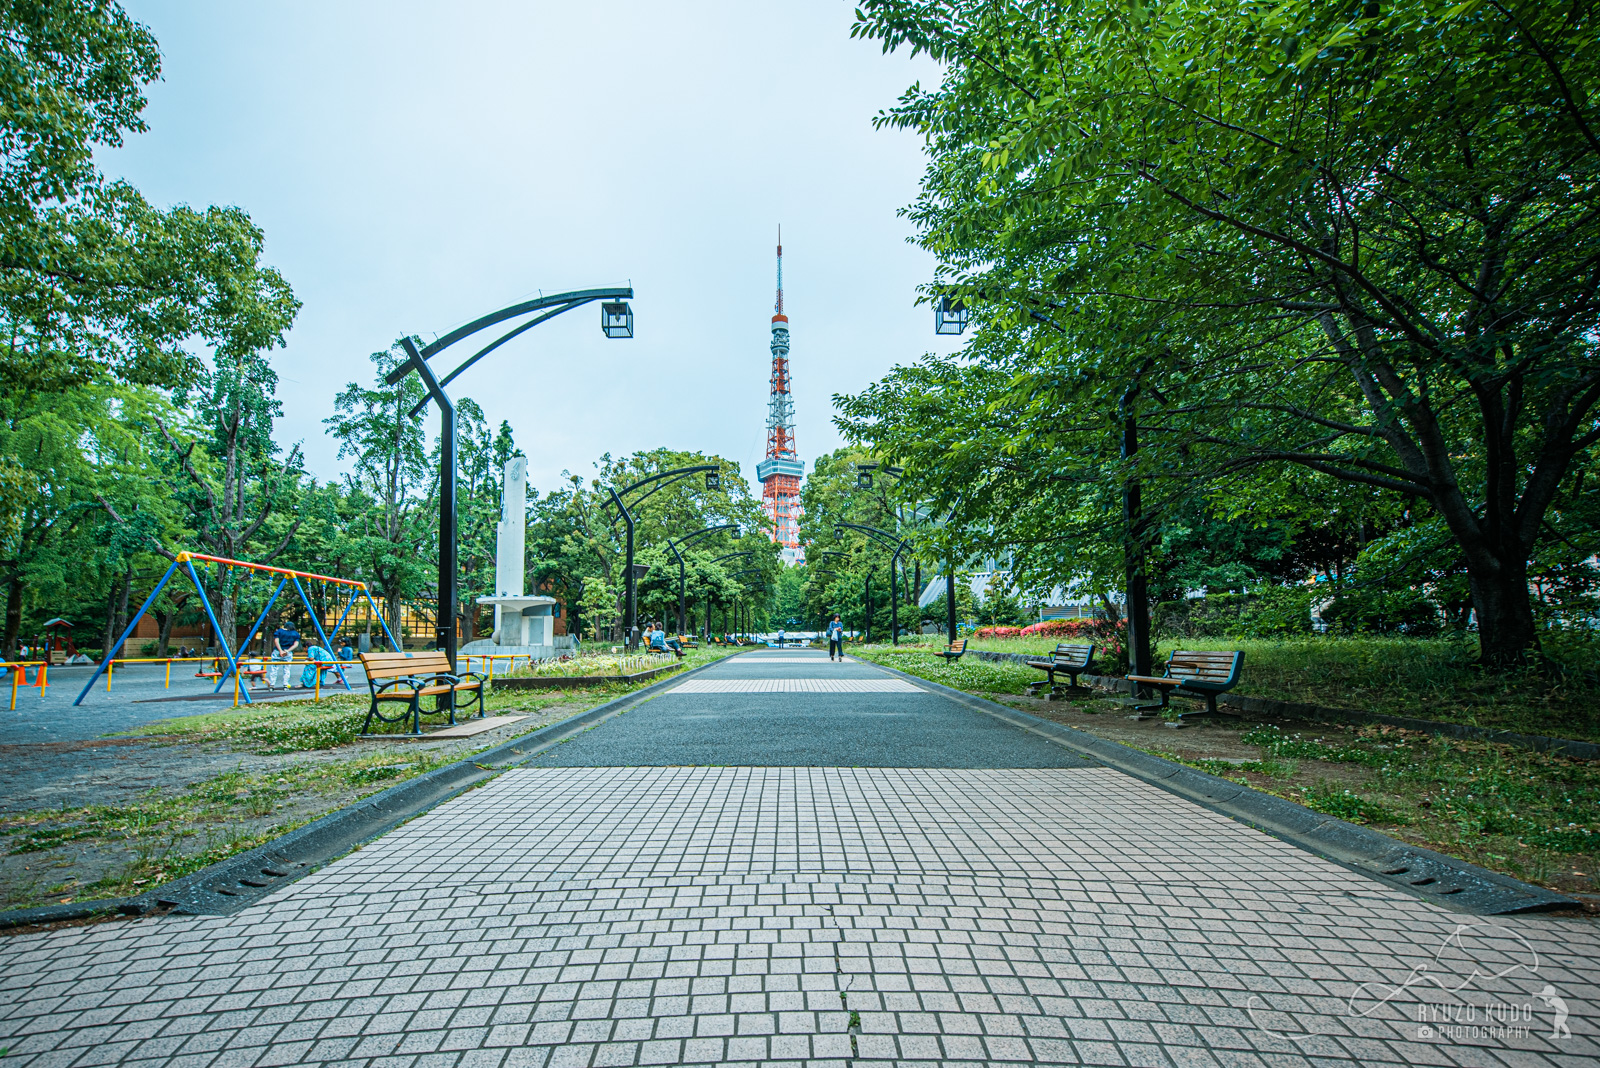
<box><xmin>390</xmin><ymin>287</ymin><xmax>635</xmax><ymax>667</ymax></box>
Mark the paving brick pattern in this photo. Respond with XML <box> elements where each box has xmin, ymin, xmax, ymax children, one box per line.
<box><xmin>2</xmin><ymin>767</ymin><xmax>1594</xmax><ymax>1067</ymax></box>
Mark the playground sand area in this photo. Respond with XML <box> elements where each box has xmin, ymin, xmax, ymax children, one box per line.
<box><xmin>0</xmin><ymin>687</ymin><xmax>599</xmax><ymax>914</ymax></box>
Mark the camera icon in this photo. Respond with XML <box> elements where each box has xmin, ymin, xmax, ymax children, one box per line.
<box><xmin>1417</xmin><ymin>1026</ymin><xmax>1435</xmax><ymax>1039</ymax></box>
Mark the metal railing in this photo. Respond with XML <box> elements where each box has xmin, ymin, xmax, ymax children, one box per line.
<box><xmin>1</xmin><ymin>660</ymin><xmax>47</xmax><ymax>710</ymax></box>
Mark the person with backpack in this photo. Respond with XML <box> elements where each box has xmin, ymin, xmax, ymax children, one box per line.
<box><xmin>826</xmin><ymin>615</ymin><xmax>845</xmax><ymax>661</ymax></box>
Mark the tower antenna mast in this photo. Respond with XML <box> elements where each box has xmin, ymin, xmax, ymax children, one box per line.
<box><xmin>757</xmin><ymin>227</ymin><xmax>804</xmax><ymax>565</ymax></box>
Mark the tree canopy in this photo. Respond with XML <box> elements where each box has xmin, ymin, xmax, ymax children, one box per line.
<box><xmin>847</xmin><ymin>0</ymin><xmax>1600</xmax><ymax>664</ymax></box>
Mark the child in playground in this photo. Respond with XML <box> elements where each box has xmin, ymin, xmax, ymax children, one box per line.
<box><xmin>300</xmin><ymin>644</ymin><xmax>335</xmax><ymax>688</ymax></box>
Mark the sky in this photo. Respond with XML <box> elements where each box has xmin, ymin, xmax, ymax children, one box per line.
<box><xmin>104</xmin><ymin>0</ymin><xmax>965</xmax><ymax>500</ymax></box>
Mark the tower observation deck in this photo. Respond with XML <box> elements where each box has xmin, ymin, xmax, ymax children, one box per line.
<box><xmin>757</xmin><ymin>233</ymin><xmax>805</xmax><ymax>566</ymax></box>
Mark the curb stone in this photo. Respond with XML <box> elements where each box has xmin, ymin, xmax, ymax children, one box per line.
<box><xmin>0</xmin><ymin>651</ymin><xmax>744</xmax><ymax>929</ymax></box>
<box><xmin>873</xmin><ymin>657</ymin><xmax>1578</xmax><ymax>915</ymax></box>
<box><xmin>966</xmin><ymin>648</ymin><xmax>1600</xmax><ymax>760</ymax></box>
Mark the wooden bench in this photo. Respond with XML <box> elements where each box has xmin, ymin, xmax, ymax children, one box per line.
<box><xmin>359</xmin><ymin>651</ymin><xmax>486</xmax><ymax>735</ymax></box>
<box><xmin>934</xmin><ymin>638</ymin><xmax>968</xmax><ymax>665</ymax></box>
<box><xmin>1127</xmin><ymin>650</ymin><xmax>1244</xmax><ymax>723</ymax></box>
<box><xmin>1024</xmin><ymin>642</ymin><xmax>1096</xmax><ymax>698</ymax></box>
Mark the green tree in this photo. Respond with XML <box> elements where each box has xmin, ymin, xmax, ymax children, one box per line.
<box><xmin>855</xmin><ymin>0</ymin><xmax>1600</xmax><ymax>665</ymax></box>
<box><xmin>324</xmin><ymin>342</ymin><xmax>436</xmax><ymax>640</ymax></box>
<box><xmin>0</xmin><ymin>3</ymin><xmax>298</xmax><ymax>396</ymax></box>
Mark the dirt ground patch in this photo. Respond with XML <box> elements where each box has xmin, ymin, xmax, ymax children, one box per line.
<box><xmin>0</xmin><ymin>696</ymin><xmax>593</xmax><ymax>911</ymax></box>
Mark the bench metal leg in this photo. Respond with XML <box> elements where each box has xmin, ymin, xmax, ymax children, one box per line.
<box><xmin>1057</xmin><ymin>671</ymin><xmax>1091</xmax><ymax>698</ymax></box>
<box><xmin>1129</xmin><ymin>685</ymin><xmax>1169</xmax><ymax>719</ymax></box>
<box><xmin>1170</xmin><ymin>692</ymin><xmax>1242</xmax><ymax>726</ymax></box>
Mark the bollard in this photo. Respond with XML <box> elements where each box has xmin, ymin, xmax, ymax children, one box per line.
<box><xmin>9</xmin><ymin>664</ymin><xmax>17</xmax><ymax>711</ymax></box>
<box><xmin>165</xmin><ymin>659</ymin><xmax>172</xmax><ymax>689</ymax></box>
<box><xmin>106</xmin><ymin>659</ymin><xmax>114</xmax><ymax>692</ymax></box>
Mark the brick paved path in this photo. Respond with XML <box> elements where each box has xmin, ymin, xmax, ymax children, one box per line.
<box><xmin>2</xmin><ymin>652</ymin><xmax>1595</xmax><ymax>1067</ymax></box>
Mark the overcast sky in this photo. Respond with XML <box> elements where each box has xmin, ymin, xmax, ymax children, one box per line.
<box><xmin>106</xmin><ymin>1</ymin><xmax>961</xmax><ymax>499</ymax></box>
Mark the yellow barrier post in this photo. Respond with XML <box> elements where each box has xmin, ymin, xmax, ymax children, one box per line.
<box><xmin>233</xmin><ymin>669</ymin><xmax>240</xmax><ymax>709</ymax></box>
<box><xmin>39</xmin><ymin>662</ymin><xmax>46</xmax><ymax>693</ymax></box>
<box><xmin>10</xmin><ymin>664</ymin><xmax>18</xmax><ymax>711</ymax></box>
<box><xmin>165</xmin><ymin>659</ymin><xmax>172</xmax><ymax>688</ymax></box>
<box><xmin>106</xmin><ymin>659</ymin><xmax>114</xmax><ymax>692</ymax></box>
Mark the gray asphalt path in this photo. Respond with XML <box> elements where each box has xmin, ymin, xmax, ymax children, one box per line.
<box><xmin>529</xmin><ymin>649</ymin><xmax>1093</xmax><ymax>768</ymax></box>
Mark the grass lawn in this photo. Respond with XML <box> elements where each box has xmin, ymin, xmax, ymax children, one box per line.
<box><xmin>859</xmin><ymin>643</ymin><xmax>1599</xmax><ymax>900</ymax></box>
<box><xmin>1</xmin><ymin>646</ymin><xmax>733</xmax><ymax>912</ymax></box>
<box><xmin>886</xmin><ymin>634</ymin><xmax>1600</xmax><ymax>742</ymax></box>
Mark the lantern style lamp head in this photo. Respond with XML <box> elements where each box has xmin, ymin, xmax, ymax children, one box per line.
<box><xmin>857</xmin><ymin>469</ymin><xmax>873</xmax><ymax>489</ymax></box>
<box><xmin>704</xmin><ymin>471</ymin><xmax>721</xmax><ymax>491</ymax></box>
<box><xmin>601</xmin><ymin>301</ymin><xmax>634</xmax><ymax>339</ymax></box>
<box><xmin>934</xmin><ymin>295</ymin><xmax>968</xmax><ymax>336</ymax></box>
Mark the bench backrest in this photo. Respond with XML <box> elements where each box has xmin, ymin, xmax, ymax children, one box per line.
<box><xmin>1051</xmin><ymin>642</ymin><xmax>1094</xmax><ymax>668</ymax></box>
<box><xmin>1166</xmin><ymin>650</ymin><xmax>1242</xmax><ymax>685</ymax></box>
<box><xmin>360</xmin><ymin>651</ymin><xmax>452</xmax><ymax>681</ymax></box>
<box><xmin>949</xmin><ymin>639</ymin><xmax>967</xmax><ymax>653</ymax></box>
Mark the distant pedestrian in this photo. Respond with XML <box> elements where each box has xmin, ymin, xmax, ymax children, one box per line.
<box><xmin>826</xmin><ymin>615</ymin><xmax>844</xmax><ymax>661</ymax></box>
<box><xmin>337</xmin><ymin>638</ymin><xmax>354</xmax><ymax>661</ymax></box>
<box><xmin>269</xmin><ymin>621</ymin><xmax>300</xmax><ymax>690</ymax></box>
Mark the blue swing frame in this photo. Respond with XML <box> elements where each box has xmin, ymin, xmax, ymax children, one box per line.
<box><xmin>73</xmin><ymin>554</ymin><xmax>402</xmax><ymax>707</ymax></box>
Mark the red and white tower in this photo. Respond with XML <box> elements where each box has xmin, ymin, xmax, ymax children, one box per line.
<box><xmin>757</xmin><ymin>232</ymin><xmax>805</xmax><ymax>565</ymax></box>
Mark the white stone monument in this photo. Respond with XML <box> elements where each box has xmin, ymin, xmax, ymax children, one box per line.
<box><xmin>460</xmin><ymin>456</ymin><xmax>560</xmax><ymax>657</ymax></box>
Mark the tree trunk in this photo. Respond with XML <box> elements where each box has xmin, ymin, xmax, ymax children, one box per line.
<box><xmin>218</xmin><ymin>592</ymin><xmax>237</xmax><ymax>655</ymax></box>
<box><xmin>155</xmin><ymin>609</ymin><xmax>174</xmax><ymax>657</ymax></box>
<box><xmin>102</xmin><ymin>574</ymin><xmax>122</xmax><ymax>658</ymax></box>
<box><xmin>116</xmin><ymin>571</ymin><xmax>132</xmax><ymax>656</ymax></box>
<box><xmin>3</xmin><ymin>577</ymin><xmax>21</xmax><ymax>658</ymax></box>
<box><xmin>1467</xmin><ymin>554</ymin><xmax>1540</xmax><ymax>669</ymax></box>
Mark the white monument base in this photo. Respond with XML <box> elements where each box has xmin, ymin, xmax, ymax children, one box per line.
<box><xmin>459</xmin><ymin>640</ymin><xmax>565</xmax><ymax>660</ymax></box>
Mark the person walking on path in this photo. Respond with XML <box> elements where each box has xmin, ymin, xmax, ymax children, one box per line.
<box><xmin>269</xmin><ymin>620</ymin><xmax>300</xmax><ymax>690</ymax></box>
<box><xmin>826</xmin><ymin>615</ymin><xmax>844</xmax><ymax>661</ymax></box>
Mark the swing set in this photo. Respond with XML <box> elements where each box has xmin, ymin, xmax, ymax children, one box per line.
<box><xmin>73</xmin><ymin>552</ymin><xmax>402</xmax><ymax>707</ymax></box>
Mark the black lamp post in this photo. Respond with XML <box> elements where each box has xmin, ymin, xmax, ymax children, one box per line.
<box><xmin>1120</xmin><ymin>379</ymin><xmax>1153</xmax><ymax>684</ymax></box>
<box><xmin>665</xmin><ymin>524</ymin><xmax>736</xmax><ymax>635</ymax></box>
<box><xmin>726</xmin><ymin>566</ymin><xmax>763</xmax><ymax>640</ymax></box>
<box><xmin>834</xmin><ymin>522</ymin><xmax>912</xmax><ymax>645</ymax></box>
<box><xmin>390</xmin><ymin>286</ymin><xmax>633</xmax><ymax>668</ymax></box>
<box><xmin>604</xmin><ymin>465</ymin><xmax>721</xmax><ymax>649</ymax></box>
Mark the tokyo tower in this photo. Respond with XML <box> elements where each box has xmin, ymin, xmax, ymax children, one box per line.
<box><xmin>756</xmin><ymin>231</ymin><xmax>805</xmax><ymax>565</ymax></box>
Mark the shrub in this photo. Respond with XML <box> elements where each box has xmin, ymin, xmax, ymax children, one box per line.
<box><xmin>1019</xmin><ymin>618</ymin><xmax>1093</xmax><ymax>637</ymax></box>
<box><xmin>974</xmin><ymin>625</ymin><xmax>1026</xmax><ymax>638</ymax></box>
<box><xmin>1155</xmin><ymin>586</ymin><xmax>1313</xmax><ymax>639</ymax></box>
<box><xmin>1320</xmin><ymin>586</ymin><xmax>1442</xmax><ymax>636</ymax></box>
